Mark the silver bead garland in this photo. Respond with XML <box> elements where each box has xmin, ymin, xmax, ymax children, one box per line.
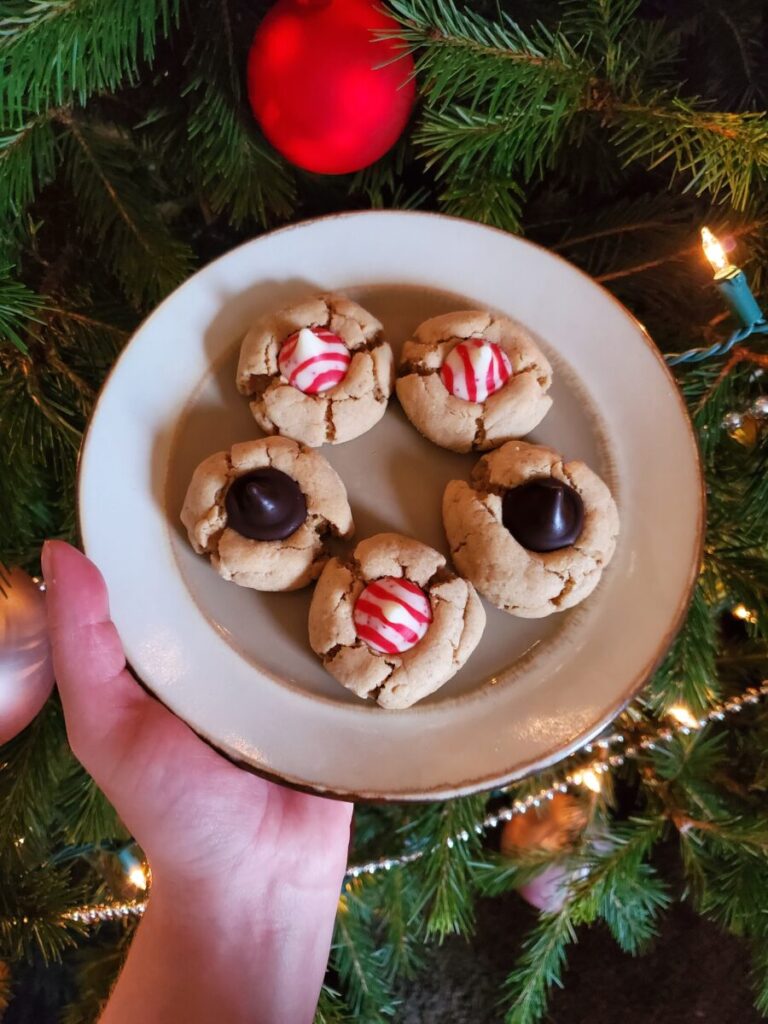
<box><xmin>722</xmin><ymin>410</ymin><xmax>745</xmax><ymax>433</ymax></box>
<box><xmin>60</xmin><ymin>680</ymin><xmax>768</xmax><ymax>926</ymax></box>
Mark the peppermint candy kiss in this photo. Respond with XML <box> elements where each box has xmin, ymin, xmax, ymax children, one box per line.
<box><xmin>354</xmin><ymin>577</ymin><xmax>432</xmax><ymax>655</ymax></box>
<box><xmin>278</xmin><ymin>326</ymin><xmax>351</xmax><ymax>395</ymax></box>
<box><xmin>441</xmin><ymin>338</ymin><xmax>512</xmax><ymax>403</ymax></box>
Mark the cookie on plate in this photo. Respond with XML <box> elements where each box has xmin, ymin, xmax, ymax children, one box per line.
<box><xmin>236</xmin><ymin>293</ymin><xmax>394</xmax><ymax>447</ymax></box>
<box><xmin>396</xmin><ymin>310</ymin><xmax>553</xmax><ymax>453</ymax></box>
<box><xmin>181</xmin><ymin>437</ymin><xmax>353</xmax><ymax>591</ymax></box>
<box><xmin>443</xmin><ymin>440</ymin><xmax>619</xmax><ymax>617</ymax></box>
<box><xmin>308</xmin><ymin>532</ymin><xmax>485</xmax><ymax>710</ymax></box>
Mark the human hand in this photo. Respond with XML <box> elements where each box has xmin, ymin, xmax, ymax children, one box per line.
<box><xmin>43</xmin><ymin>540</ymin><xmax>352</xmax><ymax>1024</ymax></box>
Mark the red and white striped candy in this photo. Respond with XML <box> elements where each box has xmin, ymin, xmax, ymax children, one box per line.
<box><xmin>353</xmin><ymin>576</ymin><xmax>432</xmax><ymax>655</ymax></box>
<box><xmin>278</xmin><ymin>326</ymin><xmax>351</xmax><ymax>395</ymax></box>
<box><xmin>440</xmin><ymin>338</ymin><xmax>512</xmax><ymax>403</ymax></box>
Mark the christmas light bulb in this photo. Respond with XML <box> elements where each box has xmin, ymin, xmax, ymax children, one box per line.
<box><xmin>127</xmin><ymin>865</ymin><xmax>148</xmax><ymax>891</ymax></box>
<box><xmin>700</xmin><ymin>227</ymin><xmax>764</xmax><ymax>326</ymax></box>
<box><xmin>572</xmin><ymin>767</ymin><xmax>602</xmax><ymax>793</ymax></box>
<box><xmin>733</xmin><ymin>603</ymin><xmax>757</xmax><ymax>624</ymax></box>
<box><xmin>668</xmin><ymin>704</ymin><xmax>698</xmax><ymax>729</ymax></box>
<box><xmin>701</xmin><ymin>227</ymin><xmax>731</xmax><ymax>275</ymax></box>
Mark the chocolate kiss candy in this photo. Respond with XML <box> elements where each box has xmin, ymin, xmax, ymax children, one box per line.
<box><xmin>225</xmin><ymin>468</ymin><xmax>307</xmax><ymax>541</ymax></box>
<box><xmin>502</xmin><ymin>478</ymin><xmax>584</xmax><ymax>553</ymax></box>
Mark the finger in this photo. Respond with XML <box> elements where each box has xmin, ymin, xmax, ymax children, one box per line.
<box><xmin>42</xmin><ymin>541</ymin><xmax>216</xmax><ymax>793</ymax></box>
<box><xmin>42</xmin><ymin>540</ymin><xmax>147</xmax><ymax>762</ymax></box>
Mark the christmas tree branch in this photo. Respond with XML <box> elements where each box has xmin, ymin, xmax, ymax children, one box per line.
<box><xmin>373</xmin><ymin>868</ymin><xmax>425</xmax><ymax>980</ymax></box>
<box><xmin>613</xmin><ymin>101</ymin><xmax>768</xmax><ymax>210</ymax></box>
<box><xmin>392</xmin><ymin>0</ymin><xmax>768</xmax><ymax>209</ymax></box>
<box><xmin>314</xmin><ymin>984</ymin><xmax>353</xmax><ymax>1024</ymax></box>
<box><xmin>408</xmin><ymin>795</ymin><xmax>486</xmax><ymax>938</ymax></box>
<box><xmin>0</xmin><ymin>0</ymin><xmax>179</xmax><ymax>116</ymax></box>
<box><xmin>0</xmin><ymin>265</ymin><xmax>45</xmax><ymax>352</ymax></box>
<box><xmin>61</xmin><ymin>116</ymin><xmax>193</xmax><ymax>306</ymax></box>
<box><xmin>502</xmin><ymin>908</ymin><xmax>576</xmax><ymax>1024</ymax></box>
<box><xmin>45</xmin><ymin>306</ymin><xmax>128</xmax><ymax>337</ymax></box>
<box><xmin>331</xmin><ymin>884</ymin><xmax>397</xmax><ymax>1022</ymax></box>
<box><xmin>648</xmin><ymin>585</ymin><xmax>719</xmax><ymax>714</ymax></box>
<box><xmin>0</xmin><ymin>114</ymin><xmax>59</xmax><ymax>222</ymax></box>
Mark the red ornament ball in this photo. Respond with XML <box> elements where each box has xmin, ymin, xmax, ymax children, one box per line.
<box><xmin>247</xmin><ymin>0</ymin><xmax>416</xmax><ymax>174</ymax></box>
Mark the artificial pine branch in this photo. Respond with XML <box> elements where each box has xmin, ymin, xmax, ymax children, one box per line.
<box><xmin>391</xmin><ymin>0</ymin><xmax>768</xmax><ymax>209</ymax></box>
<box><xmin>331</xmin><ymin>883</ymin><xmax>397</xmax><ymax>1022</ymax></box>
<box><xmin>0</xmin><ymin>265</ymin><xmax>45</xmax><ymax>352</ymax></box>
<box><xmin>408</xmin><ymin>795</ymin><xmax>486</xmax><ymax>938</ymax></box>
<box><xmin>0</xmin><ymin>860</ymin><xmax>86</xmax><ymax>963</ymax></box>
<box><xmin>0</xmin><ymin>0</ymin><xmax>179</xmax><ymax>116</ymax></box>
<box><xmin>56</xmin><ymin>763</ymin><xmax>129</xmax><ymax>847</ymax></box>
<box><xmin>649</xmin><ymin>585</ymin><xmax>719</xmax><ymax>714</ymax></box>
<box><xmin>570</xmin><ymin>818</ymin><xmax>669</xmax><ymax>953</ymax></box>
<box><xmin>0</xmin><ymin>115</ymin><xmax>59</xmax><ymax>224</ymax></box>
<box><xmin>613</xmin><ymin>101</ymin><xmax>768</xmax><ymax>211</ymax></box>
<box><xmin>471</xmin><ymin>847</ymin><xmax>566</xmax><ymax>898</ymax></box>
<box><xmin>501</xmin><ymin>817</ymin><xmax>667</xmax><ymax>1021</ymax></box>
<box><xmin>0</xmin><ymin>703</ymin><xmax>68</xmax><ymax>863</ymax></box>
<box><xmin>314</xmin><ymin>984</ymin><xmax>354</xmax><ymax>1024</ymax></box>
<box><xmin>502</xmin><ymin>908</ymin><xmax>576</xmax><ymax>1024</ymax></box>
<box><xmin>174</xmin><ymin>0</ymin><xmax>296</xmax><ymax>227</ymax></box>
<box><xmin>373</xmin><ymin>868</ymin><xmax>425</xmax><ymax>980</ymax></box>
<box><xmin>752</xmin><ymin>941</ymin><xmax>768</xmax><ymax>1016</ymax></box>
<box><xmin>61</xmin><ymin>116</ymin><xmax>193</xmax><ymax>306</ymax></box>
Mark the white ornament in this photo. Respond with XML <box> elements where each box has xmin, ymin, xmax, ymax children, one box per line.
<box><xmin>0</xmin><ymin>567</ymin><xmax>54</xmax><ymax>745</ymax></box>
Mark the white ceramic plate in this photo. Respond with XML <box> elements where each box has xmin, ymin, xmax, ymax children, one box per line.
<box><xmin>79</xmin><ymin>211</ymin><xmax>703</xmax><ymax>801</ymax></box>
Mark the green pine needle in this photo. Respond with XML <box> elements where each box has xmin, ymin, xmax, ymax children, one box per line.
<box><xmin>62</xmin><ymin>117</ymin><xmax>193</xmax><ymax>307</ymax></box>
<box><xmin>332</xmin><ymin>884</ymin><xmax>397</xmax><ymax>1022</ymax></box>
<box><xmin>614</xmin><ymin>101</ymin><xmax>768</xmax><ymax>211</ymax></box>
<box><xmin>648</xmin><ymin>584</ymin><xmax>719</xmax><ymax>715</ymax></box>
<box><xmin>0</xmin><ymin>0</ymin><xmax>179</xmax><ymax>116</ymax></box>
<box><xmin>0</xmin><ymin>115</ymin><xmax>59</xmax><ymax>223</ymax></box>
<box><xmin>0</xmin><ymin>702</ymin><xmax>68</xmax><ymax>861</ymax></box>
<box><xmin>408</xmin><ymin>795</ymin><xmax>485</xmax><ymax>939</ymax></box>
<box><xmin>502</xmin><ymin>909</ymin><xmax>577</xmax><ymax>1024</ymax></box>
<box><xmin>314</xmin><ymin>984</ymin><xmax>353</xmax><ymax>1024</ymax></box>
<box><xmin>174</xmin><ymin>0</ymin><xmax>295</xmax><ymax>228</ymax></box>
<box><xmin>0</xmin><ymin>264</ymin><xmax>45</xmax><ymax>352</ymax></box>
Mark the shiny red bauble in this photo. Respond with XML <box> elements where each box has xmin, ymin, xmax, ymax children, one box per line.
<box><xmin>247</xmin><ymin>0</ymin><xmax>416</xmax><ymax>174</ymax></box>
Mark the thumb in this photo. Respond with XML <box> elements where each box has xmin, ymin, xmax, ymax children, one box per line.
<box><xmin>42</xmin><ymin>541</ymin><xmax>221</xmax><ymax>802</ymax></box>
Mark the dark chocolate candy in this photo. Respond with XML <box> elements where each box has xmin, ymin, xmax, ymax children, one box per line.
<box><xmin>502</xmin><ymin>477</ymin><xmax>584</xmax><ymax>553</ymax></box>
<box><xmin>225</xmin><ymin>468</ymin><xmax>307</xmax><ymax>541</ymax></box>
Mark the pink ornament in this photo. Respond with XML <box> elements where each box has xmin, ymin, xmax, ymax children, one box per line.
<box><xmin>0</xmin><ymin>567</ymin><xmax>54</xmax><ymax>745</ymax></box>
<box><xmin>278</xmin><ymin>327</ymin><xmax>351</xmax><ymax>395</ymax></box>
<box><xmin>354</xmin><ymin>577</ymin><xmax>432</xmax><ymax>655</ymax></box>
<box><xmin>441</xmin><ymin>338</ymin><xmax>512</xmax><ymax>403</ymax></box>
<box><xmin>519</xmin><ymin>863</ymin><xmax>571</xmax><ymax>913</ymax></box>
<box><xmin>519</xmin><ymin>862</ymin><xmax>590</xmax><ymax>913</ymax></box>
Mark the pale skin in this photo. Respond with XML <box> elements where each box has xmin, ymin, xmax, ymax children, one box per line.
<box><xmin>42</xmin><ymin>541</ymin><xmax>353</xmax><ymax>1024</ymax></box>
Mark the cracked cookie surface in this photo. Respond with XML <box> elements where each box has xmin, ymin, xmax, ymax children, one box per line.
<box><xmin>181</xmin><ymin>436</ymin><xmax>353</xmax><ymax>591</ymax></box>
<box><xmin>308</xmin><ymin>532</ymin><xmax>486</xmax><ymax>709</ymax></box>
<box><xmin>236</xmin><ymin>293</ymin><xmax>394</xmax><ymax>446</ymax></box>
<box><xmin>443</xmin><ymin>441</ymin><xmax>619</xmax><ymax>618</ymax></box>
<box><xmin>395</xmin><ymin>310</ymin><xmax>553</xmax><ymax>453</ymax></box>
